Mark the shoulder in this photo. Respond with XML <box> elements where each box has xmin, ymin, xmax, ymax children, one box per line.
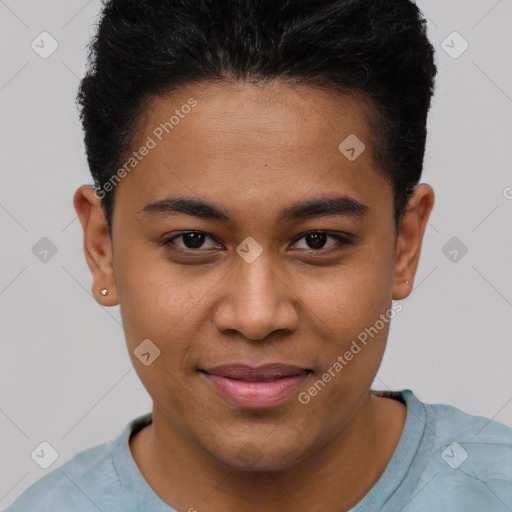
<box><xmin>423</xmin><ymin>395</ymin><xmax>512</xmax><ymax>468</ymax></box>
<box><xmin>4</xmin><ymin>440</ymin><xmax>118</xmax><ymax>512</ymax></box>
<box><xmin>403</xmin><ymin>390</ymin><xmax>512</xmax><ymax>511</ymax></box>
<box><xmin>1</xmin><ymin>413</ymin><xmax>155</xmax><ymax>512</ymax></box>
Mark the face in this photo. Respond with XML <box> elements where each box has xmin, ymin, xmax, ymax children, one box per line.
<box><xmin>75</xmin><ymin>81</ymin><xmax>433</xmax><ymax>471</ymax></box>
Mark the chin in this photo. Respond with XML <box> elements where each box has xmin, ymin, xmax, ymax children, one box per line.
<box><xmin>203</xmin><ymin>436</ymin><xmax>315</xmax><ymax>472</ymax></box>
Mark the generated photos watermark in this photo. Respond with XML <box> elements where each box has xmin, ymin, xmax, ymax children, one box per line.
<box><xmin>298</xmin><ymin>302</ymin><xmax>403</xmax><ymax>405</ymax></box>
<box><xmin>93</xmin><ymin>97</ymin><xmax>198</xmax><ymax>200</ymax></box>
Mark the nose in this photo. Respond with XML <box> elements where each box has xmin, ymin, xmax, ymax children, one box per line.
<box><xmin>213</xmin><ymin>255</ymin><xmax>299</xmax><ymax>341</ymax></box>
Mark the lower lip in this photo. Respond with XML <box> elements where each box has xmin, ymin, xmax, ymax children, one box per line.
<box><xmin>201</xmin><ymin>372</ymin><xmax>309</xmax><ymax>408</ymax></box>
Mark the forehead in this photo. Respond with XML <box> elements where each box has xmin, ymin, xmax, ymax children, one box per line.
<box><xmin>115</xmin><ymin>80</ymin><xmax>391</xmax><ymax>223</ymax></box>
<box><xmin>141</xmin><ymin>80</ymin><xmax>375</xmax><ymax>157</ymax></box>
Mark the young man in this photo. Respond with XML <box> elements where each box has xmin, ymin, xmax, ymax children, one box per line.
<box><xmin>7</xmin><ymin>0</ymin><xmax>512</xmax><ymax>511</ymax></box>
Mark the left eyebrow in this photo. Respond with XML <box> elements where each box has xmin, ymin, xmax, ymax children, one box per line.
<box><xmin>139</xmin><ymin>194</ymin><xmax>369</xmax><ymax>222</ymax></box>
<box><xmin>278</xmin><ymin>195</ymin><xmax>369</xmax><ymax>222</ymax></box>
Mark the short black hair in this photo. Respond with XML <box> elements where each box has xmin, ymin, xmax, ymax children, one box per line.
<box><xmin>77</xmin><ymin>0</ymin><xmax>437</xmax><ymax>234</ymax></box>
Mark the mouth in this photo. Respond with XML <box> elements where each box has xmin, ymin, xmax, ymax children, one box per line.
<box><xmin>199</xmin><ymin>364</ymin><xmax>312</xmax><ymax>409</ymax></box>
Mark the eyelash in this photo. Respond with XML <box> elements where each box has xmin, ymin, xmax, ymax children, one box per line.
<box><xmin>159</xmin><ymin>231</ymin><xmax>353</xmax><ymax>254</ymax></box>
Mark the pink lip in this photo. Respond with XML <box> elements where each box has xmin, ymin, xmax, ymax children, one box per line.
<box><xmin>200</xmin><ymin>364</ymin><xmax>311</xmax><ymax>408</ymax></box>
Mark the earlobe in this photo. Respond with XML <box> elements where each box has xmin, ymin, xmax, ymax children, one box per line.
<box><xmin>392</xmin><ymin>184</ymin><xmax>435</xmax><ymax>300</ymax></box>
<box><xmin>73</xmin><ymin>185</ymin><xmax>119</xmax><ymax>306</ymax></box>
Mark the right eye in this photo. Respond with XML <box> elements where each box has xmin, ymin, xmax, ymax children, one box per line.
<box><xmin>160</xmin><ymin>231</ymin><xmax>222</xmax><ymax>251</ymax></box>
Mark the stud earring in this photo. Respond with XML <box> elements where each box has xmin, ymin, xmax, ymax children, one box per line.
<box><xmin>404</xmin><ymin>280</ymin><xmax>409</xmax><ymax>284</ymax></box>
<box><xmin>100</xmin><ymin>288</ymin><xmax>108</xmax><ymax>296</ymax></box>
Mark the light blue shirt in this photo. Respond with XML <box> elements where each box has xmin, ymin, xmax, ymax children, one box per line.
<box><xmin>5</xmin><ymin>389</ymin><xmax>512</xmax><ymax>511</ymax></box>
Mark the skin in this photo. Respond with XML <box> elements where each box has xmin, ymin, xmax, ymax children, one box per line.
<box><xmin>74</xmin><ymin>81</ymin><xmax>434</xmax><ymax>512</ymax></box>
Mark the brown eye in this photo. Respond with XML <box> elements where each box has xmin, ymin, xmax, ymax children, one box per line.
<box><xmin>292</xmin><ymin>232</ymin><xmax>351</xmax><ymax>251</ymax></box>
<box><xmin>164</xmin><ymin>231</ymin><xmax>219</xmax><ymax>250</ymax></box>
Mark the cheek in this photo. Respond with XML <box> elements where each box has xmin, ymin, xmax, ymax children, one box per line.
<box><xmin>299</xmin><ymin>246</ymin><xmax>395</xmax><ymax>398</ymax></box>
<box><xmin>113</xmin><ymin>251</ymin><xmax>206</xmax><ymax>410</ymax></box>
<box><xmin>305</xmin><ymin>249</ymin><xmax>394</xmax><ymax>334</ymax></box>
<box><xmin>114</xmin><ymin>245</ymin><xmax>209</xmax><ymax>339</ymax></box>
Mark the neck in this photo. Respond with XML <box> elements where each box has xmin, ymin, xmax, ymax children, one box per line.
<box><xmin>130</xmin><ymin>392</ymin><xmax>406</xmax><ymax>512</ymax></box>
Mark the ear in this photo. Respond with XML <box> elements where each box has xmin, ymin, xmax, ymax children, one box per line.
<box><xmin>393</xmin><ymin>184</ymin><xmax>435</xmax><ymax>300</ymax></box>
<box><xmin>73</xmin><ymin>185</ymin><xmax>118</xmax><ymax>306</ymax></box>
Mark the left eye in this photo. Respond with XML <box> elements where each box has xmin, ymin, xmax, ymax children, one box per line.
<box><xmin>291</xmin><ymin>232</ymin><xmax>349</xmax><ymax>251</ymax></box>
<box><xmin>163</xmin><ymin>231</ymin><xmax>349</xmax><ymax>252</ymax></box>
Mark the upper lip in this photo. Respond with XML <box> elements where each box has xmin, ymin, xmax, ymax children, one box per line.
<box><xmin>201</xmin><ymin>364</ymin><xmax>310</xmax><ymax>381</ymax></box>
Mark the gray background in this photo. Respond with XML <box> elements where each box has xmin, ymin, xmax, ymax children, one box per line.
<box><xmin>1</xmin><ymin>0</ymin><xmax>511</xmax><ymax>508</ymax></box>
